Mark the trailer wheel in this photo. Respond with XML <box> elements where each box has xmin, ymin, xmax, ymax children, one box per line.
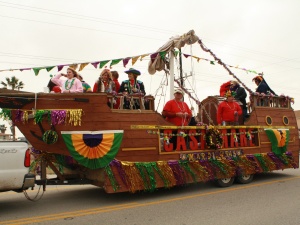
<box><xmin>215</xmin><ymin>177</ymin><xmax>234</xmax><ymax>187</ymax></box>
<box><xmin>236</xmin><ymin>174</ymin><xmax>254</xmax><ymax>184</ymax></box>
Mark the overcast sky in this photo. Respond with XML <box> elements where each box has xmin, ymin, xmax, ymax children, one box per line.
<box><xmin>0</xmin><ymin>0</ymin><xmax>300</xmax><ymax>134</ymax></box>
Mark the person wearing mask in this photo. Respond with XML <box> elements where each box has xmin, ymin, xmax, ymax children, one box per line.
<box><xmin>217</xmin><ymin>90</ymin><xmax>242</xmax><ymax>126</ymax></box>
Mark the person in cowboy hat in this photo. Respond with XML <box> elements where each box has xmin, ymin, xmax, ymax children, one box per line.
<box><xmin>217</xmin><ymin>90</ymin><xmax>242</xmax><ymax>126</ymax></box>
<box><xmin>119</xmin><ymin>68</ymin><xmax>146</xmax><ymax>109</ymax></box>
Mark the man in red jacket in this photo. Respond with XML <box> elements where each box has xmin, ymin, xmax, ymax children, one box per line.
<box><xmin>217</xmin><ymin>90</ymin><xmax>242</xmax><ymax>126</ymax></box>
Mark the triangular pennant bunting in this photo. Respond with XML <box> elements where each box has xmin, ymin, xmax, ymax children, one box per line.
<box><xmin>99</xmin><ymin>60</ymin><xmax>110</xmax><ymax>69</ymax></box>
<box><xmin>132</xmin><ymin>56</ymin><xmax>139</xmax><ymax>65</ymax></box>
<box><xmin>110</xmin><ymin>58</ymin><xmax>122</xmax><ymax>67</ymax></box>
<box><xmin>79</xmin><ymin>63</ymin><xmax>89</xmax><ymax>71</ymax></box>
<box><xmin>123</xmin><ymin>57</ymin><xmax>131</xmax><ymax>67</ymax></box>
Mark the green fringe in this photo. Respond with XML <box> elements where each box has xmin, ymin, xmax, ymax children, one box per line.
<box><xmin>254</xmin><ymin>154</ymin><xmax>269</xmax><ymax>172</ymax></box>
<box><xmin>143</xmin><ymin>162</ymin><xmax>157</xmax><ymax>192</ymax></box>
<box><xmin>135</xmin><ymin>162</ymin><xmax>157</xmax><ymax>192</ymax></box>
<box><xmin>34</xmin><ymin>110</ymin><xmax>46</xmax><ymax>124</ymax></box>
<box><xmin>104</xmin><ymin>165</ymin><xmax>119</xmax><ymax>192</ymax></box>
<box><xmin>210</xmin><ymin>159</ymin><xmax>228</xmax><ymax>175</ymax></box>
<box><xmin>152</xmin><ymin>163</ymin><xmax>172</xmax><ymax>188</ymax></box>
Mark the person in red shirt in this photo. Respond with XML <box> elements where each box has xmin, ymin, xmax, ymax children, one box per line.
<box><xmin>162</xmin><ymin>88</ymin><xmax>192</xmax><ymax>150</ymax></box>
<box><xmin>162</xmin><ymin>88</ymin><xmax>192</xmax><ymax>126</ymax></box>
<box><xmin>217</xmin><ymin>90</ymin><xmax>242</xmax><ymax>125</ymax></box>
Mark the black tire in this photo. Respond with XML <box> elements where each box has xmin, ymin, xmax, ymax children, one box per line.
<box><xmin>215</xmin><ymin>177</ymin><xmax>234</xmax><ymax>187</ymax></box>
<box><xmin>236</xmin><ymin>174</ymin><xmax>254</xmax><ymax>184</ymax></box>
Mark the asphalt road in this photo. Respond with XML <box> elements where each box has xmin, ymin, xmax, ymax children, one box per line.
<box><xmin>1</xmin><ymin>169</ymin><xmax>300</xmax><ymax>225</ymax></box>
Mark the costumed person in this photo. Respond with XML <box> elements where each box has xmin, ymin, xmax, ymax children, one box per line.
<box><xmin>51</xmin><ymin>67</ymin><xmax>83</xmax><ymax>93</ymax></box>
<box><xmin>111</xmin><ymin>71</ymin><xmax>120</xmax><ymax>109</ymax></box>
<box><xmin>119</xmin><ymin>68</ymin><xmax>146</xmax><ymax>109</ymax></box>
<box><xmin>230</xmin><ymin>80</ymin><xmax>247</xmax><ymax>122</ymax></box>
<box><xmin>217</xmin><ymin>90</ymin><xmax>242</xmax><ymax>126</ymax></box>
<box><xmin>162</xmin><ymin>88</ymin><xmax>192</xmax><ymax>150</ymax></box>
<box><xmin>93</xmin><ymin>69</ymin><xmax>116</xmax><ymax>93</ymax></box>
<box><xmin>93</xmin><ymin>69</ymin><xmax>116</xmax><ymax>107</ymax></box>
<box><xmin>219</xmin><ymin>81</ymin><xmax>231</xmax><ymax>97</ymax></box>
<box><xmin>252</xmin><ymin>75</ymin><xmax>276</xmax><ymax>95</ymax></box>
<box><xmin>252</xmin><ymin>75</ymin><xmax>276</xmax><ymax>106</ymax></box>
<box><xmin>78</xmin><ymin>74</ymin><xmax>92</xmax><ymax>93</ymax></box>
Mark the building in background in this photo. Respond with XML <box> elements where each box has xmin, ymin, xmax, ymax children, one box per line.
<box><xmin>295</xmin><ymin>110</ymin><xmax>300</xmax><ymax>138</ymax></box>
<box><xmin>0</xmin><ymin>124</ymin><xmax>12</xmax><ymax>141</ymax></box>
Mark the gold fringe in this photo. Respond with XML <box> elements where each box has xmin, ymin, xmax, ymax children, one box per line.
<box><xmin>121</xmin><ymin>161</ymin><xmax>144</xmax><ymax>193</ymax></box>
<box><xmin>156</xmin><ymin>161</ymin><xmax>176</xmax><ymax>187</ymax></box>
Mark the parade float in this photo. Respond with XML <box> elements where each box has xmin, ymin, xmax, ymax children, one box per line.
<box><xmin>0</xmin><ymin>30</ymin><xmax>298</xmax><ymax>193</ymax></box>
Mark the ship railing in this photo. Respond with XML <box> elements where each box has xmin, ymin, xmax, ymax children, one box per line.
<box><xmin>107</xmin><ymin>93</ymin><xmax>155</xmax><ymax>110</ymax></box>
<box><xmin>250</xmin><ymin>94</ymin><xmax>292</xmax><ymax>110</ymax></box>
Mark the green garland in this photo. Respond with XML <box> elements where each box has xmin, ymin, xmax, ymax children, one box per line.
<box><xmin>104</xmin><ymin>165</ymin><xmax>119</xmax><ymax>192</ymax></box>
<box><xmin>42</xmin><ymin>130</ymin><xmax>58</xmax><ymax>144</ymax></box>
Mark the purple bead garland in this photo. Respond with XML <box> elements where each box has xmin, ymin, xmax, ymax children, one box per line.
<box><xmin>267</xmin><ymin>152</ymin><xmax>284</xmax><ymax>170</ymax></box>
<box><xmin>110</xmin><ymin>159</ymin><xmax>128</xmax><ymax>187</ymax></box>
<box><xmin>15</xmin><ymin>109</ymin><xmax>24</xmax><ymax>122</ymax></box>
<box><xmin>168</xmin><ymin>160</ymin><xmax>185</xmax><ymax>186</ymax></box>
<box><xmin>51</xmin><ymin>110</ymin><xmax>66</xmax><ymax>125</ymax></box>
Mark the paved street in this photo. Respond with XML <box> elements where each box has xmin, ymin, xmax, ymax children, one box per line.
<box><xmin>1</xmin><ymin>169</ymin><xmax>300</xmax><ymax>225</ymax></box>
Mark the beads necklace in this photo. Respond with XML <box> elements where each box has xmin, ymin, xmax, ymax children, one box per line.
<box><xmin>65</xmin><ymin>79</ymin><xmax>75</xmax><ymax>90</ymax></box>
<box><xmin>174</xmin><ymin>99</ymin><xmax>187</xmax><ymax>127</ymax></box>
<box><xmin>174</xmin><ymin>99</ymin><xmax>185</xmax><ymax>112</ymax></box>
<box><xmin>226</xmin><ymin>101</ymin><xmax>236</xmax><ymax>111</ymax></box>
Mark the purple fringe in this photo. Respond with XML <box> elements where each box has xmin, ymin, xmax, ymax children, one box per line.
<box><xmin>168</xmin><ymin>160</ymin><xmax>185</xmax><ymax>185</ymax></box>
<box><xmin>110</xmin><ymin>159</ymin><xmax>128</xmax><ymax>187</ymax></box>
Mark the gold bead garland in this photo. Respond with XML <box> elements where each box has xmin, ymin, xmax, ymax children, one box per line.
<box><xmin>67</xmin><ymin>109</ymin><xmax>82</xmax><ymax>126</ymax></box>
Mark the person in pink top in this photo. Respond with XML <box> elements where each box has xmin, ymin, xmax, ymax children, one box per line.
<box><xmin>51</xmin><ymin>67</ymin><xmax>83</xmax><ymax>93</ymax></box>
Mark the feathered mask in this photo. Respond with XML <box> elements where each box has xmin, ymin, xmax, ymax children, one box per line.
<box><xmin>225</xmin><ymin>90</ymin><xmax>236</xmax><ymax>97</ymax></box>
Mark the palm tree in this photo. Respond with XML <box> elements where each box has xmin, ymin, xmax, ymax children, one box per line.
<box><xmin>0</xmin><ymin>76</ymin><xmax>24</xmax><ymax>141</ymax></box>
<box><xmin>1</xmin><ymin>76</ymin><xmax>24</xmax><ymax>90</ymax></box>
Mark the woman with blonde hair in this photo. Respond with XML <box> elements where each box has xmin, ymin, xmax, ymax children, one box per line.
<box><xmin>93</xmin><ymin>69</ymin><xmax>116</xmax><ymax>93</ymax></box>
<box><xmin>51</xmin><ymin>67</ymin><xmax>83</xmax><ymax>93</ymax></box>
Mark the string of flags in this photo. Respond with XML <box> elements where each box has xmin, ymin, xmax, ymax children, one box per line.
<box><xmin>0</xmin><ymin>51</ymin><xmax>259</xmax><ymax>76</ymax></box>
